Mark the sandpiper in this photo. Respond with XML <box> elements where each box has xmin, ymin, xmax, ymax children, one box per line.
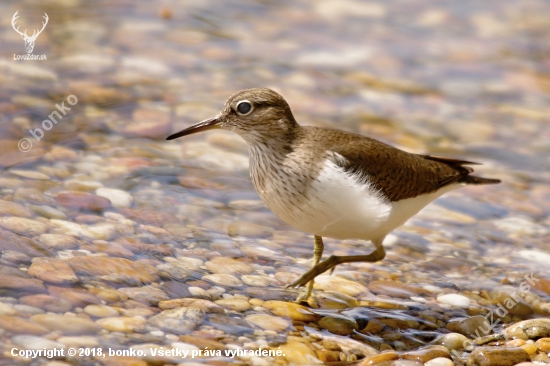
<box><xmin>167</xmin><ymin>88</ymin><xmax>500</xmax><ymax>302</ymax></box>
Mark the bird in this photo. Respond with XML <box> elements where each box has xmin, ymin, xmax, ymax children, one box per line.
<box><xmin>167</xmin><ymin>88</ymin><xmax>501</xmax><ymax>303</ymax></box>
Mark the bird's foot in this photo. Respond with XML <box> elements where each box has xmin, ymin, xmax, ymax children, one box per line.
<box><xmin>294</xmin><ymin>289</ymin><xmax>320</xmax><ymax>308</ymax></box>
<box><xmin>286</xmin><ymin>255</ymin><xmax>340</xmax><ymax>288</ymax></box>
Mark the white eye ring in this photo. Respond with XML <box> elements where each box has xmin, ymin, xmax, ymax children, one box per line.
<box><xmin>236</xmin><ymin>100</ymin><xmax>253</xmax><ymax>115</ymax></box>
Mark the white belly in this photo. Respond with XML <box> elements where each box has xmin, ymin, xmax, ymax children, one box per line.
<box><xmin>256</xmin><ymin>157</ymin><xmax>460</xmax><ymax>241</ymax></box>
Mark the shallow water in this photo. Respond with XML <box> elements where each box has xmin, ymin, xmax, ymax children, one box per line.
<box><xmin>0</xmin><ymin>0</ymin><xmax>550</xmax><ymax>365</ymax></box>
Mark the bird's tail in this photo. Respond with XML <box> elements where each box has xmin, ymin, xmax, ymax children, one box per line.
<box><xmin>460</xmin><ymin>176</ymin><xmax>501</xmax><ymax>185</ymax></box>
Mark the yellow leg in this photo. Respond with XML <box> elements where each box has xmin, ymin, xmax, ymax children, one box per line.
<box><xmin>295</xmin><ymin>235</ymin><xmax>324</xmax><ymax>306</ymax></box>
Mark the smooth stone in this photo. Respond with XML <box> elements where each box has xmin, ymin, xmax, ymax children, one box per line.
<box><xmin>535</xmin><ymin>337</ymin><xmax>550</xmax><ymax>352</ymax></box>
<box><xmin>28</xmin><ymin>258</ymin><xmax>78</xmax><ymax>284</ymax></box>
<box><xmin>368</xmin><ymin>280</ymin><xmax>428</xmax><ymax>298</ymax></box>
<box><xmin>534</xmin><ymin>278</ymin><xmax>550</xmax><ymax>296</ymax></box>
<box><xmin>0</xmin><ymin>200</ymin><xmax>33</xmax><ymax>218</ymax></box>
<box><xmin>305</xmin><ymin>326</ymin><xmax>379</xmax><ymax>357</ymax></box>
<box><xmin>319</xmin><ymin>315</ymin><xmax>359</xmax><ymax>335</ymax></box>
<box><xmin>84</xmin><ymin>304</ymin><xmax>120</xmax><ymax>318</ymax></box>
<box><xmin>64</xmin><ymin>180</ymin><xmax>103</xmax><ymax>191</ymax></box>
<box><xmin>68</xmin><ymin>257</ymin><xmax>159</xmax><ymax>285</ymax></box>
<box><xmin>29</xmin><ymin>205</ymin><xmax>67</xmax><ymax>219</ymax></box>
<box><xmin>13</xmin><ymin>304</ymin><xmax>44</xmax><ymax>316</ymax></box>
<box><xmin>204</xmin><ymin>256</ymin><xmax>253</xmax><ymax>275</ymax></box>
<box><xmin>504</xmin><ymin>318</ymin><xmax>550</xmax><ymax>339</ymax></box>
<box><xmin>447</xmin><ymin>316</ymin><xmax>490</xmax><ymax>336</ymax></box>
<box><xmin>11</xmin><ymin>335</ymin><xmax>63</xmax><ymax>350</ymax></box>
<box><xmin>95</xmin><ymin>288</ymin><xmax>129</xmax><ymax>303</ymax></box>
<box><xmin>147</xmin><ymin>307</ymin><xmax>205</xmax><ymax>334</ymax></box>
<box><xmin>96</xmin><ymin>188</ymin><xmax>133</xmax><ymax>208</ymax></box>
<box><xmin>0</xmin><ymin>217</ymin><xmax>49</xmax><ymax>238</ymax></box>
<box><xmin>314</xmin><ymin>275</ymin><xmax>369</xmax><ymax>297</ymax></box>
<box><xmin>0</xmin><ymin>228</ymin><xmax>51</xmax><ymax>257</ymax></box>
<box><xmin>117</xmin><ymin>286</ymin><xmax>169</xmax><ymax>306</ymax></box>
<box><xmin>425</xmin><ymin>357</ymin><xmax>455</xmax><ymax>366</ymax></box>
<box><xmin>400</xmin><ymin>345</ymin><xmax>451</xmax><ymax>363</ymax></box>
<box><xmin>123</xmin><ymin>108</ymin><xmax>172</xmax><ymax>139</ymax></box>
<box><xmin>19</xmin><ymin>294</ymin><xmax>72</xmax><ymax>313</ymax></box>
<box><xmin>30</xmin><ymin>314</ymin><xmax>102</xmax><ymax>334</ymax></box>
<box><xmin>358</xmin><ymin>351</ymin><xmax>399</xmax><ymax>366</ymax></box>
<box><xmin>279</xmin><ymin>341</ymin><xmax>319</xmax><ymax>364</ymax></box>
<box><xmin>119</xmin><ymin>208</ymin><xmax>178</xmax><ymax>225</ymax></box>
<box><xmin>467</xmin><ymin>347</ymin><xmax>530</xmax><ymax>366</ymax></box>
<box><xmin>96</xmin><ymin>316</ymin><xmax>146</xmax><ymax>333</ymax></box>
<box><xmin>0</xmin><ymin>315</ymin><xmax>48</xmax><ymax>335</ymax></box>
<box><xmin>208</xmin><ymin>313</ymin><xmax>254</xmax><ymax>335</ymax></box>
<box><xmin>13</xmin><ymin>188</ymin><xmax>56</xmax><ymax>206</ymax></box>
<box><xmin>521</xmin><ymin>343</ymin><xmax>537</xmax><ymax>355</ymax></box>
<box><xmin>169</xmin><ymin>256</ymin><xmax>203</xmax><ymax>271</ymax></box>
<box><xmin>227</xmin><ymin>221</ymin><xmax>274</xmax><ymax>238</ymax></box>
<box><xmin>244</xmin><ymin>287</ymin><xmax>295</xmax><ymax>301</ymax></box>
<box><xmin>0</xmin><ymin>303</ymin><xmax>19</xmax><ymax>316</ymax></box>
<box><xmin>262</xmin><ymin>301</ymin><xmax>320</xmax><ymax>322</ymax></box>
<box><xmin>0</xmin><ymin>275</ymin><xmax>46</xmax><ymax>293</ymax></box>
<box><xmin>214</xmin><ymin>298</ymin><xmax>251</xmax><ymax>312</ymax></box>
<box><xmin>202</xmin><ymin>274</ymin><xmax>242</xmax><ymax>287</ymax></box>
<box><xmin>245</xmin><ymin>314</ymin><xmax>290</xmax><ymax>332</ymax></box>
<box><xmin>56</xmin><ymin>191</ymin><xmax>111</xmax><ymax>211</ymax></box>
<box><xmin>9</xmin><ymin>170</ymin><xmax>50</xmax><ymax>180</ymax></box>
<box><xmin>317</xmin><ymin>291</ymin><xmax>358</xmax><ymax>309</ymax></box>
<box><xmin>437</xmin><ymin>294</ymin><xmax>471</xmax><ymax>308</ymax></box>
<box><xmin>158</xmin><ymin>298</ymin><xmax>224</xmax><ymax>313</ymax></box>
<box><xmin>435</xmin><ymin>333</ymin><xmax>471</xmax><ymax>350</ymax></box>
<box><xmin>241</xmin><ymin>274</ymin><xmax>271</xmax><ymax>287</ymax></box>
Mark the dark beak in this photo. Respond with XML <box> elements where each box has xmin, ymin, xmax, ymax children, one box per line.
<box><xmin>166</xmin><ymin>116</ymin><xmax>220</xmax><ymax>140</ymax></box>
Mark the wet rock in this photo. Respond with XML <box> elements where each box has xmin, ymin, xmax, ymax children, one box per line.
<box><xmin>28</xmin><ymin>258</ymin><xmax>78</xmax><ymax>284</ymax></box>
<box><xmin>117</xmin><ymin>286</ymin><xmax>169</xmax><ymax>306</ymax></box>
<box><xmin>0</xmin><ymin>303</ymin><xmax>19</xmax><ymax>316</ymax></box>
<box><xmin>202</xmin><ymin>273</ymin><xmax>242</xmax><ymax>287</ymax></box>
<box><xmin>84</xmin><ymin>304</ymin><xmax>120</xmax><ymax>318</ymax></box>
<box><xmin>467</xmin><ymin>346</ymin><xmax>530</xmax><ymax>366</ymax></box>
<box><xmin>358</xmin><ymin>351</ymin><xmax>399</xmax><ymax>366</ymax></box>
<box><xmin>37</xmin><ymin>234</ymin><xmax>78</xmax><ymax>250</ymax></box>
<box><xmin>0</xmin><ymin>200</ymin><xmax>33</xmax><ymax>218</ymax></box>
<box><xmin>447</xmin><ymin>316</ymin><xmax>490</xmax><ymax>336</ymax></box>
<box><xmin>0</xmin><ymin>275</ymin><xmax>46</xmax><ymax>293</ymax></box>
<box><xmin>400</xmin><ymin>345</ymin><xmax>451</xmax><ymax>363</ymax></box>
<box><xmin>319</xmin><ymin>315</ymin><xmax>359</xmax><ymax>335</ymax></box>
<box><xmin>504</xmin><ymin>318</ymin><xmax>550</xmax><ymax>339</ymax></box>
<box><xmin>317</xmin><ymin>291</ymin><xmax>359</xmax><ymax>309</ymax></box>
<box><xmin>11</xmin><ymin>335</ymin><xmax>63</xmax><ymax>351</ymax></box>
<box><xmin>158</xmin><ymin>298</ymin><xmax>224</xmax><ymax>313</ymax></box>
<box><xmin>119</xmin><ymin>208</ymin><xmax>178</xmax><ymax>225</ymax></box>
<box><xmin>279</xmin><ymin>341</ymin><xmax>319</xmax><ymax>365</ymax></box>
<box><xmin>96</xmin><ymin>317</ymin><xmax>146</xmax><ymax>333</ymax></box>
<box><xmin>368</xmin><ymin>280</ymin><xmax>429</xmax><ymax>298</ymax></box>
<box><xmin>56</xmin><ymin>191</ymin><xmax>111</xmax><ymax>211</ymax></box>
<box><xmin>244</xmin><ymin>287</ymin><xmax>296</xmax><ymax>301</ymax></box>
<box><xmin>19</xmin><ymin>294</ymin><xmax>72</xmax><ymax>313</ymax></box>
<box><xmin>13</xmin><ymin>188</ymin><xmax>56</xmax><ymax>206</ymax></box>
<box><xmin>437</xmin><ymin>294</ymin><xmax>471</xmax><ymax>308</ymax></box>
<box><xmin>534</xmin><ymin>278</ymin><xmax>550</xmax><ymax>296</ymax></box>
<box><xmin>425</xmin><ymin>358</ymin><xmax>455</xmax><ymax>366</ymax></box>
<box><xmin>208</xmin><ymin>313</ymin><xmax>254</xmax><ymax>335</ymax></box>
<box><xmin>30</xmin><ymin>314</ymin><xmax>102</xmax><ymax>334</ymax></box>
<box><xmin>0</xmin><ymin>217</ymin><xmax>49</xmax><ymax>238</ymax></box>
<box><xmin>96</xmin><ymin>188</ymin><xmax>133</xmax><ymax>208</ymax></box>
<box><xmin>0</xmin><ymin>315</ymin><xmax>49</xmax><ymax>335</ymax></box>
<box><xmin>227</xmin><ymin>221</ymin><xmax>274</xmax><ymax>238</ymax></box>
<box><xmin>314</xmin><ymin>275</ymin><xmax>369</xmax><ymax>297</ymax></box>
<box><xmin>535</xmin><ymin>337</ymin><xmax>550</xmax><ymax>352</ymax></box>
<box><xmin>147</xmin><ymin>307</ymin><xmax>205</xmax><ymax>334</ymax></box>
<box><xmin>435</xmin><ymin>332</ymin><xmax>471</xmax><ymax>350</ymax></box>
<box><xmin>68</xmin><ymin>257</ymin><xmax>159</xmax><ymax>285</ymax></box>
<box><xmin>245</xmin><ymin>314</ymin><xmax>290</xmax><ymax>332</ymax></box>
<box><xmin>204</xmin><ymin>256</ymin><xmax>253</xmax><ymax>275</ymax></box>
<box><xmin>9</xmin><ymin>170</ymin><xmax>50</xmax><ymax>180</ymax></box>
<box><xmin>262</xmin><ymin>301</ymin><xmax>320</xmax><ymax>322</ymax></box>
<box><xmin>122</xmin><ymin>108</ymin><xmax>172</xmax><ymax>139</ymax></box>
<box><xmin>214</xmin><ymin>298</ymin><xmax>251</xmax><ymax>312</ymax></box>
<box><xmin>241</xmin><ymin>274</ymin><xmax>272</xmax><ymax>287</ymax></box>
<box><xmin>29</xmin><ymin>204</ymin><xmax>67</xmax><ymax>219</ymax></box>
<box><xmin>64</xmin><ymin>179</ymin><xmax>104</xmax><ymax>191</ymax></box>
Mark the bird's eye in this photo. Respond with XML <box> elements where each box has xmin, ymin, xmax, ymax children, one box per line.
<box><xmin>236</xmin><ymin>101</ymin><xmax>252</xmax><ymax>115</ymax></box>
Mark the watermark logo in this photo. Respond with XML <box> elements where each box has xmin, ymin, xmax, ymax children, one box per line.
<box><xmin>12</xmin><ymin>11</ymin><xmax>48</xmax><ymax>61</ymax></box>
<box><xmin>18</xmin><ymin>94</ymin><xmax>78</xmax><ymax>152</ymax></box>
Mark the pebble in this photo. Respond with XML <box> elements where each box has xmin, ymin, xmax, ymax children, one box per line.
<box><xmin>245</xmin><ymin>314</ymin><xmax>290</xmax><ymax>332</ymax></box>
<box><xmin>68</xmin><ymin>257</ymin><xmax>160</xmax><ymax>285</ymax></box>
<box><xmin>28</xmin><ymin>258</ymin><xmax>79</xmax><ymax>284</ymax></box>
<box><xmin>96</xmin><ymin>317</ymin><xmax>146</xmax><ymax>333</ymax></box>
<box><xmin>214</xmin><ymin>298</ymin><xmax>251</xmax><ymax>312</ymax></box>
<box><xmin>117</xmin><ymin>286</ymin><xmax>169</xmax><ymax>306</ymax></box>
<box><xmin>57</xmin><ymin>336</ymin><xmax>99</xmax><ymax>348</ymax></box>
<box><xmin>227</xmin><ymin>221</ymin><xmax>274</xmax><ymax>238</ymax></box>
<box><xmin>30</xmin><ymin>314</ymin><xmax>102</xmax><ymax>334</ymax></box>
<box><xmin>202</xmin><ymin>273</ymin><xmax>243</xmax><ymax>287</ymax></box>
<box><xmin>96</xmin><ymin>188</ymin><xmax>133</xmax><ymax>208</ymax></box>
<box><xmin>400</xmin><ymin>346</ymin><xmax>451</xmax><ymax>363</ymax></box>
<box><xmin>56</xmin><ymin>191</ymin><xmax>112</xmax><ymax>211</ymax></box>
<box><xmin>358</xmin><ymin>351</ymin><xmax>399</xmax><ymax>366</ymax></box>
<box><xmin>123</xmin><ymin>108</ymin><xmax>172</xmax><ymax>139</ymax></box>
<box><xmin>19</xmin><ymin>294</ymin><xmax>73</xmax><ymax>313</ymax></box>
<box><xmin>437</xmin><ymin>294</ymin><xmax>471</xmax><ymax>308</ymax></box>
<box><xmin>447</xmin><ymin>316</ymin><xmax>490</xmax><ymax>336</ymax></box>
<box><xmin>158</xmin><ymin>298</ymin><xmax>224</xmax><ymax>313</ymax></box>
<box><xmin>0</xmin><ymin>217</ymin><xmax>49</xmax><ymax>237</ymax></box>
<box><xmin>368</xmin><ymin>280</ymin><xmax>428</xmax><ymax>298</ymax></box>
<box><xmin>11</xmin><ymin>335</ymin><xmax>63</xmax><ymax>350</ymax></box>
<box><xmin>504</xmin><ymin>318</ymin><xmax>550</xmax><ymax>339</ymax></box>
<box><xmin>319</xmin><ymin>315</ymin><xmax>359</xmax><ymax>335</ymax></box>
<box><xmin>13</xmin><ymin>188</ymin><xmax>56</xmax><ymax>206</ymax></box>
<box><xmin>84</xmin><ymin>304</ymin><xmax>120</xmax><ymax>318</ymax></box>
<box><xmin>64</xmin><ymin>179</ymin><xmax>104</xmax><ymax>191</ymax></box>
<box><xmin>0</xmin><ymin>200</ymin><xmax>33</xmax><ymax>218</ymax></box>
<box><xmin>262</xmin><ymin>301</ymin><xmax>320</xmax><ymax>322</ymax></box>
<box><xmin>435</xmin><ymin>333</ymin><xmax>471</xmax><ymax>350</ymax></box>
<box><xmin>204</xmin><ymin>256</ymin><xmax>253</xmax><ymax>275</ymax></box>
<box><xmin>241</xmin><ymin>274</ymin><xmax>272</xmax><ymax>287</ymax></box>
<box><xmin>466</xmin><ymin>346</ymin><xmax>530</xmax><ymax>366</ymax></box>
<box><xmin>0</xmin><ymin>315</ymin><xmax>49</xmax><ymax>335</ymax></box>
<box><xmin>208</xmin><ymin>313</ymin><xmax>254</xmax><ymax>335</ymax></box>
<box><xmin>314</xmin><ymin>275</ymin><xmax>369</xmax><ymax>297</ymax></box>
<box><xmin>147</xmin><ymin>307</ymin><xmax>205</xmax><ymax>334</ymax></box>
<box><xmin>0</xmin><ymin>275</ymin><xmax>46</xmax><ymax>293</ymax></box>
<box><xmin>425</xmin><ymin>357</ymin><xmax>455</xmax><ymax>366</ymax></box>
<box><xmin>0</xmin><ymin>303</ymin><xmax>19</xmax><ymax>316</ymax></box>
<box><xmin>279</xmin><ymin>341</ymin><xmax>319</xmax><ymax>365</ymax></box>
<box><xmin>535</xmin><ymin>337</ymin><xmax>550</xmax><ymax>352</ymax></box>
<box><xmin>29</xmin><ymin>205</ymin><xmax>67</xmax><ymax>219</ymax></box>
<box><xmin>9</xmin><ymin>170</ymin><xmax>50</xmax><ymax>180</ymax></box>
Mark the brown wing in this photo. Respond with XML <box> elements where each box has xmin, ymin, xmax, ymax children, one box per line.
<box><xmin>323</xmin><ymin>133</ymin><xmax>484</xmax><ymax>202</ymax></box>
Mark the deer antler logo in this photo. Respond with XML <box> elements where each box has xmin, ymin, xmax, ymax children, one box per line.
<box><xmin>11</xmin><ymin>11</ymin><xmax>49</xmax><ymax>54</ymax></box>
